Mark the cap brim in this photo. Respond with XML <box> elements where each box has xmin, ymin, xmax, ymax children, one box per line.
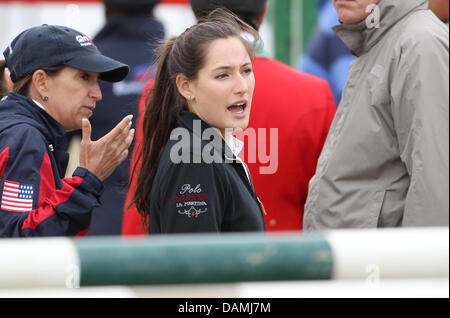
<box><xmin>65</xmin><ymin>53</ymin><xmax>129</xmax><ymax>82</ymax></box>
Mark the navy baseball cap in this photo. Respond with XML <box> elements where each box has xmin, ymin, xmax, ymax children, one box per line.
<box><xmin>3</xmin><ymin>24</ymin><xmax>129</xmax><ymax>83</ymax></box>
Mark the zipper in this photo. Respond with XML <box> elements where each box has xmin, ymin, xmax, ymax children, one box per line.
<box><xmin>257</xmin><ymin>196</ymin><xmax>267</xmax><ymax>216</ymax></box>
<box><xmin>230</xmin><ymin>155</ymin><xmax>267</xmax><ymax>217</ymax></box>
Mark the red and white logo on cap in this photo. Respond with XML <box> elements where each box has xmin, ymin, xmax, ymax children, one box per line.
<box><xmin>75</xmin><ymin>35</ymin><xmax>94</xmax><ymax>47</ymax></box>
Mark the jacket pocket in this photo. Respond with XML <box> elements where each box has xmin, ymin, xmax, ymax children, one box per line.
<box><xmin>367</xmin><ymin>64</ymin><xmax>389</xmax><ymax>107</ymax></box>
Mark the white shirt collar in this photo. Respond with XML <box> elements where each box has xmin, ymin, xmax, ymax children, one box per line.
<box><xmin>227</xmin><ymin>135</ymin><xmax>244</xmax><ymax>158</ymax></box>
<box><xmin>32</xmin><ymin>99</ymin><xmax>46</xmax><ymax>111</ymax></box>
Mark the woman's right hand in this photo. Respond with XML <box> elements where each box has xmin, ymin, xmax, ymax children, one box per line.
<box><xmin>79</xmin><ymin>115</ymin><xmax>135</xmax><ymax>181</ymax></box>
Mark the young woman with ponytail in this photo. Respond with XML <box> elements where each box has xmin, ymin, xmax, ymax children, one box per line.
<box><xmin>130</xmin><ymin>8</ymin><xmax>266</xmax><ymax>233</ymax></box>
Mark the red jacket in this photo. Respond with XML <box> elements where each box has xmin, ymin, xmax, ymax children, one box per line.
<box><xmin>121</xmin><ymin>82</ymin><xmax>152</xmax><ymax>235</ymax></box>
<box><xmin>239</xmin><ymin>57</ymin><xmax>335</xmax><ymax>231</ymax></box>
<box><xmin>122</xmin><ymin>56</ymin><xmax>336</xmax><ymax>235</ymax></box>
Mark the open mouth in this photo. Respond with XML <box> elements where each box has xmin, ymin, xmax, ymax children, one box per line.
<box><xmin>227</xmin><ymin>101</ymin><xmax>247</xmax><ymax>116</ymax></box>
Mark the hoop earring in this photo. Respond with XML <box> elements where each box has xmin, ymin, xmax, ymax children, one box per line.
<box><xmin>43</xmin><ymin>96</ymin><xmax>49</xmax><ymax>102</ymax></box>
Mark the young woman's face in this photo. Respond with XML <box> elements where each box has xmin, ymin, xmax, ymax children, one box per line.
<box><xmin>187</xmin><ymin>36</ymin><xmax>255</xmax><ymax>137</ymax></box>
<box><xmin>45</xmin><ymin>66</ymin><xmax>102</xmax><ymax>131</ymax></box>
<box><xmin>332</xmin><ymin>0</ymin><xmax>380</xmax><ymax>24</ymax></box>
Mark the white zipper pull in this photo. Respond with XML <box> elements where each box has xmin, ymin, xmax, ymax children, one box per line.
<box><xmin>257</xmin><ymin>197</ymin><xmax>267</xmax><ymax>216</ymax></box>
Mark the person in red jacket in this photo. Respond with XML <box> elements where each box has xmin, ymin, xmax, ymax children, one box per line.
<box><xmin>122</xmin><ymin>0</ymin><xmax>336</xmax><ymax>234</ymax></box>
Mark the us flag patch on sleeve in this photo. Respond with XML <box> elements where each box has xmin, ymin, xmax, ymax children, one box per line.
<box><xmin>1</xmin><ymin>180</ymin><xmax>34</xmax><ymax>212</ymax></box>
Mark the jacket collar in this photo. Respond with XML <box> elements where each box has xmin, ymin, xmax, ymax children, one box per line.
<box><xmin>333</xmin><ymin>0</ymin><xmax>428</xmax><ymax>56</ymax></box>
<box><xmin>0</xmin><ymin>93</ymin><xmax>66</xmax><ymax>145</ymax></box>
<box><xmin>177</xmin><ymin>110</ymin><xmax>238</xmax><ymax>162</ymax></box>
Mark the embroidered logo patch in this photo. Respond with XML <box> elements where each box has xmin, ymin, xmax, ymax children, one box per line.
<box><xmin>174</xmin><ymin>184</ymin><xmax>208</xmax><ymax>218</ymax></box>
<box><xmin>178</xmin><ymin>206</ymin><xmax>207</xmax><ymax>218</ymax></box>
<box><xmin>75</xmin><ymin>35</ymin><xmax>94</xmax><ymax>47</ymax></box>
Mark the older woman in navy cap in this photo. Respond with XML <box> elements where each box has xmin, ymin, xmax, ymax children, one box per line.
<box><xmin>0</xmin><ymin>24</ymin><xmax>134</xmax><ymax>237</ymax></box>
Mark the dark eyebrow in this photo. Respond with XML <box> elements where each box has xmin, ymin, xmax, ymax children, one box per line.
<box><xmin>212</xmin><ymin>62</ymin><xmax>252</xmax><ymax>72</ymax></box>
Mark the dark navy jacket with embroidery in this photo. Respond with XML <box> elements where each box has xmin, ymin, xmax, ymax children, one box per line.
<box><xmin>149</xmin><ymin>111</ymin><xmax>266</xmax><ymax>233</ymax></box>
<box><xmin>0</xmin><ymin>93</ymin><xmax>103</xmax><ymax>237</ymax></box>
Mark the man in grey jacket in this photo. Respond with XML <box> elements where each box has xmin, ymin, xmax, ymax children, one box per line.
<box><xmin>304</xmin><ymin>0</ymin><xmax>449</xmax><ymax>229</ymax></box>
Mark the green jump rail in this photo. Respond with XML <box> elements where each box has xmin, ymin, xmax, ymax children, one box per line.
<box><xmin>77</xmin><ymin>233</ymin><xmax>333</xmax><ymax>286</ymax></box>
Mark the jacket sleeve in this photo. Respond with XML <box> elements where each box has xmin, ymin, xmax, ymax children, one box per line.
<box><xmin>0</xmin><ymin>125</ymin><xmax>103</xmax><ymax>237</ymax></box>
<box><xmin>149</xmin><ymin>161</ymin><xmax>229</xmax><ymax>234</ymax></box>
<box><xmin>390</xmin><ymin>30</ymin><xmax>449</xmax><ymax>226</ymax></box>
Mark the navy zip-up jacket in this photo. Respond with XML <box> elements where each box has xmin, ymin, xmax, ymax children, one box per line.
<box><xmin>149</xmin><ymin>111</ymin><xmax>266</xmax><ymax>233</ymax></box>
<box><xmin>0</xmin><ymin>93</ymin><xmax>103</xmax><ymax>237</ymax></box>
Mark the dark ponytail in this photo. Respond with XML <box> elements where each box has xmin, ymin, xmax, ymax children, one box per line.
<box><xmin>0</xmin><ymin>60</ymin><xmax>32</xmax><ymax>97</ymax></box>
<box><xmin>0</xmin><ymin>60</ymin><xmax>12</xmax><ymax>98</ymax></box>
<box><xmin>130</xmin><ymin>8</ymin><xmax>261</xmax><ymax>228</ymax></box>
<box><xmin>130</xmin><ymin>37</ymin><xmax>185</xmax><ymax>228</ymax></box>
<box><xmin>1</xmin><ymin>62</ymin><xmax>65</xmax><ymax>99</ymax></box>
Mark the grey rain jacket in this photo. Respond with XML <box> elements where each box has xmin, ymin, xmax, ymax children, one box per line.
<box><xmin>304</xmin><ymin>0</ymin><xmax>449</xmax><ymax>229</ymax></box>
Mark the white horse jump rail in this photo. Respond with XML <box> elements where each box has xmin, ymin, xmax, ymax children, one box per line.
<box><xmin>0</xmin><ymin>227</ymin><xmax>448</xmax><ymax>288</ymax></box>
